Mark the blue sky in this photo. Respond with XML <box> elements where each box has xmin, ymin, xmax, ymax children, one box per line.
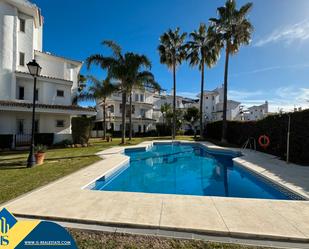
<box><xmin>32</xmin><ymin>0</ymin><xmax>309</xmax><ymax>112</ymax></box>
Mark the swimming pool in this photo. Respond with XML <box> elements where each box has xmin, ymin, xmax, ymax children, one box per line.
<box><xmin>89</xmin><ymin>143</ymin><xmax>302</xmax><ymax>200</ymax></box>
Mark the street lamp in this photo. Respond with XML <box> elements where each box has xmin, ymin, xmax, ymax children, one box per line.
<box><xmin>27</xmin><ymin>59</ymin><xmax>42</xmax><ymax>168</ymax></box>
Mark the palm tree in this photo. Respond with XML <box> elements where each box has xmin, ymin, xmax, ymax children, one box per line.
<box><xmin>78</xmin><ymin>76</ymin><xmax>118</xmax><ymax>140</ymax></box>
<box><xmin>125</xmin><ymin>55</ymin><xmax>160</xmax><ymax>140</ymax></box>
<box><xmin>160</xmin><ymin>103</ymin><xmax>172</xmax><ymax>125</ymax></box>
<box><xmin>158</xmin><ymin>28</ymin><xmax>187</xmax><ymax>139</ymax></box>
<box><xmin>210</xmin><ymin>0</ymin><xmax>253</xmax><ymax>142</ymax></box>
<box><xmin>86</xmin><ymin>41</ymin><xmax>158</xmax><ymax>144</ymax></box>
<box><xmin>186</xmin><ymin>23</ymin><xmax>221</xmax><ymax>139</ymax></box>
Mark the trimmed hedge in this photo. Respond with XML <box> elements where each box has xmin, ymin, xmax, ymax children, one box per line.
<box><xmin>34</xmin><ymin>133</ymin><xmax>54</xmax><ymax>146</ymax></box>
<box><xmin>205</xmin><ymin>110</ymin><xmax>309</xmax><ymax>165</ymax></box>
<box><xmin>156</xmin><ymin>123</ymin><xmax>172</xmax><ymax>136</ymax></box>
<box><xmin>0</xmin><ymin>134</ymin><xmax>13</xmax><ymax>149</ymax></box>
<box><xmin>72</xmin><ymin>117</ymin><xmax>93</xmax><ymax>144</ymax></box>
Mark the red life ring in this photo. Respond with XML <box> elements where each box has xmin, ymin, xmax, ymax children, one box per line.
<box><xmin>258</xmin><ymin>135</ymin><xmax>270</xmax><ymax>149</ymax></box>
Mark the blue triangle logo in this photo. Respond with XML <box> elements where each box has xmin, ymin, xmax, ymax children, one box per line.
<box><xmin>0</xmin><ymin>208</ymin><xmax>17</xmax><ymax>234</ymax></box>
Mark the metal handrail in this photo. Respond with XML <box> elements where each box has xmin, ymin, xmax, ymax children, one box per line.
<box><xmin>242</xmin><ymin>137</ymin><xmax>256</xmax><ymax>151</ymax></box>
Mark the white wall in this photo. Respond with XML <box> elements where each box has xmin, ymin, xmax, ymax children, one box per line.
<box><xmin>16</xmin><ymin>12</ymin><xmax>34</xmax><ymax>73</ymax></box>
<box><xmin>16</xmin><ymin>77</ymin><xmax>72</xmax><ymax>105</ymax></box>
<box><xmin>0</xmin><ymin>1</ymin><xmax>16</xmax><ymax>100</ymax></box>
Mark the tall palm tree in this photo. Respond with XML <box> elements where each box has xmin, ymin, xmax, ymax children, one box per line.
<box><xmin>186</xmin><ymin>23</ymin><xmax>221</xmax><ymax>139</ymax></box>
<box><xmin>210</xmin><ymin>0</ymin><xmax>253</xmax><ymax>142</ymax></box>
<box><xmin>86</xmin><ymin>41</ymin><xmax>131</xmax><ymax>144</ymax></box>
<box><xmin>86</xmin><ymin>41</ymin><xmax>156</xmax><ymax>144</ymax></box>
<box><xmin>78</xmin><ymin>76</ymin><xmax>118</xmax><ymax>140</ymax></box>
<box><xmin>125</xmin><ymin>55</ymin><xmax>160</xmax><ymax>140</ymax></box>
<box><xmin>158</xmin><ymin>28</ymin><xmax>187</xmax><ymax>139</ymax></box>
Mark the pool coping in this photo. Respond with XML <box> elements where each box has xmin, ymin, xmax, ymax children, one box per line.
<box><xmin>2</xmin><ymin>140</ymin><xmax>309</xmax><ymax>243</ymax></box>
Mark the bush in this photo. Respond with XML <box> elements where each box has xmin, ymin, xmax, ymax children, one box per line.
<box><xmin>204</xmin><ymin>110</ymin><xmax>309</xmax><ymax>165</ymax></box>
<box><xmin>72</xmin><ymin>117</ymin><xmax>93</xmax><ymax>144</ymax></box>
<box><xmin>0</xmin><ymin>134</ymin><xmax>13</xmax><ymax>149</ymax></box>
<box><xmin>184</xmin><ymin>129</ymin><xmax>195</xmax><ymax>136</ymax></box>
<box><xmin>53</xmin><ymin>139</ymin><xmax>73</xmax><ymax>147</ymax></box>
<box><xmin>176</xmin><ymin>130</ymin><xmax>185</xmax><ymax>136</ymax></box>
<box><xmin>34</xmin><ymin>133</ymin><xmax>54</xmax><ymax>146</ymax></box>
<box><xmin>156</xmin><ymin>123</ymin><xmax>171</xmax><ymax>136</ymax></box>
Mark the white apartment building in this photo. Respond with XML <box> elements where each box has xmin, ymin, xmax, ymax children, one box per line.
<box><xmin>0</xmin><ymin>0</ymin><xmax>95</xmax><ymax>146</ymax></box>
<box><xmin>95</xmin><ymin>88</ymin><xmax>157</xmax><ymax>134</ymax></box>
<box><xmin>95</xmin><ymin>84</ymin><xmax>269</xmax><ymax>134</ymax></box>
<box><xmin>241</xmin><ymin>101</ymin><xmax>269</xmax><ymax>121</ymax></box>
<box><xmin>199</xmin><ymin>85</ymin><xmax>242</xmax><ymax>122</ymax></box>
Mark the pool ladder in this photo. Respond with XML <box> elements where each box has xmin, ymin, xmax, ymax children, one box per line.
<box><xmin>242</xmin><ymin>137</ymin><xmax>256</xmax><ymax>151</ymax></box>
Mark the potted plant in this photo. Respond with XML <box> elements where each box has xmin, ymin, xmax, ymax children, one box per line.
<box><xmin>34</xmin><ymin>144</ymin><xmax>47</xmax><ymax>165</ymax></box>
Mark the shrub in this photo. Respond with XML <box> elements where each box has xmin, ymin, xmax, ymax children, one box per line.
<box><xmin>184</xmin><ymin>129</ymin><xmax>195</xmax><ymax>136</ymax></box>
<box><xmin>34</xmin><ymin>133</ymin><xmax>54</xmax><ymax>146</ymax></box>
<box><xmin>204</xmin><ymin>110</ymin><xmax>309</xmax><ymax>165</ymax></box>
<box><xmin>156</xmin><ymin>123</ymin><xmax>171</xmax><ymax>136</ymax></box>
<box><xmin>0</xmin><ymin>134</ymin><xmax>13</xmax><ymax>149</ymax></box>
<box><xmin>72</xmin><ymin>117</ymin><xmax>93</xmax><ymax>144</ymax></box>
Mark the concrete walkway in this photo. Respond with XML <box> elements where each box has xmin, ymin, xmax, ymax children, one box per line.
<box><xmin>2</xmin><ymin>141</ymin><xmax>309</xmax><ymax>243</ymax></box>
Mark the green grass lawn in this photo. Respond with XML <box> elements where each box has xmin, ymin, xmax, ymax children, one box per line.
<box><xmin>70</xmin><ymin>229</ymin><xmax>273</xmax><ymax>249</ymax></box>
<box><xmin>0</xmin><ymin>136</ymin><xmax>193</xmax><ymax>205</ymax></box>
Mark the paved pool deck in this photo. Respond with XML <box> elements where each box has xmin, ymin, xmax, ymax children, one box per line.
<box><xmin>2</xmin><ymin>140</ymin><xmax>309</xmax><ymax>243</ymax></box>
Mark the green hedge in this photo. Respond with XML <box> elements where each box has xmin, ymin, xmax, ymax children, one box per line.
<box><xmin>205</xmin><ymin>110</ymin><xmax>309</xmax><ymax>165</ymax></box>
<box><xmin>34</xmin><ymin>133</ymin><xmax>54</xmax><ymax>146</ymax></box>
<box><xmin>0</xmin><ymin>134</ymin><xmax>13</xmax><ymax>149</ymax></box>
<box><xmin>72</xmin><ymin>117</ymin><xmax>93</xmax><ymax>144</ymax></box>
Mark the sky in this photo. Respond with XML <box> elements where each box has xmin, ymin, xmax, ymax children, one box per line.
<box><xmin>31</xmin><ymin>0</ymin><xmax>309</xmax><ymax>112</ymax></box>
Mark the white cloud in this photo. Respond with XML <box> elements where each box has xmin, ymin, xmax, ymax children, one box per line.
<box><xmin>255</xmin><ymin>20</ymin><xmax>309</xmax><ymax>47</ymax></box>
<box><xmin>228</xmin><ymin>90</ymin><xmax>264</xmax><ymax>100</ymax></box>
<box><xmin>231</xmin><ymin>64</ymin><xmax>309</xmax><ymax>77</ymax></box>
<box><xmin>227</xmin><ymin>87</ymin><xmax>309</xmax><ymax>112</ymax></box>
<box><xmin>177</xmin><ymin>91</ymin><xmax>199</xmax><ymax>99</ymax></box>
<box><xmin>178</xmin><ymin>87</ymin><xmax>309</xmax><ymax>112</ymax></box>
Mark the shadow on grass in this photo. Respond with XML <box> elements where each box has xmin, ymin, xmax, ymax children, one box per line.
<box><xmin>0</xmin><ymin>154</ymin><xmax>97</xmax><ymax>170</ymax></box>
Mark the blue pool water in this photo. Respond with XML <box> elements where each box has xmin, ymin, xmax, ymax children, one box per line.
<box><xmin>90</xmin><ymin>143</ymin><xmax>302</xmax><ymax>200</ymax></box>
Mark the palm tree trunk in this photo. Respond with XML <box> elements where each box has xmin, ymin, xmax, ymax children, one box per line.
<box><xmin>221</xmin><ymin>43</ymin><xmax>230</xmax><ymax>143</ymax></box>
<box><xmin>129</xmin><ymin>91</ymin><xmax>132</xmax><ymax>141</ymax></box>
<box><xmin>103</xmin><ymin>99</ymin><xmax>106</xmax><ymax>140</ymax></box>
<box><xmin>172</xmin><ymin>62</ymin><xmax>176</xmax><ymax>140</ymax></box>
<box><xmin>121</xmin><ymin>90</ymin><xmax>127</xmax><ymax>144</ymax></box>
<box><xmin>200</xmin><ymin>62</ymin><xmax>205</xmax><ymax>139</ymax></box>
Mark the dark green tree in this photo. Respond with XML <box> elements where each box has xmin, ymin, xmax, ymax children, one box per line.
<box><xmin>210</xmin><ymin>0</ymin><xmax>253</xmax><ymax>142</ymax></box>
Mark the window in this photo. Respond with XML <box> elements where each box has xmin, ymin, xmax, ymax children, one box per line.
<box><xmin>17</xmin><ymin>119</ymin><xmax>24</xmax><ymax>134</ymax></box>
<box><xmin>140</xmin><ymin>109</ymin><xmax>146</xmax><ymax>118</ymax></box>
<box><xmin>57</xmin><ymin>90</ymin><xmax>64</xmax><ymax>97</ymax></box>
<box><xmin>143</xmin><ymin>125</ymin><xmax>146</xmax><ymax>133</ymax></box>
<box><xmin>131</xmin><ymin>105</ymin><xmax>135</xmax><ymax>114</ymax></box>
<box><xmin>56</xmin><ymin>120</ymin><xmax>65</xmax><ymax>127</ymax></box>
<box><xmin>35</xmin><ymin>89</ymin><xmax>39</xmax><ymax>101</ymax></box>
<box><xmin>140</xmin><ymin>94</ymin><xmax>144</xmax><ymax>102</ymax></box>
<box><xmin>206</xmin><ymin>97</ymin><xmax>208</xmax><ymax>99</ymax></box>
<box><xmin>109</xmin><ymin>105</ymin><xmax>114</xmax><ymax>113</ymax></box>
<box><xmin>18</xmin><ymin>87</ymin><xmax>24</xmax><ymax>100</ymax></box>
<box><xmin>212</xmin><ymin>96</ymin><xmax>215</xmax><ymax>100</ymax></box>
<box><xmin>135</xmin><ymin>94</ymin><xmax>139</xmax><ymax>102</ymax></box>
<box><xmin>206</xmin><ymin>106</ymin><xmax>208</xmax><ymax>109</ymax></box>
<box><xmin>19</xmin><ymin>18</ymin><xmax>25</xmax><ymax>32</ymax></box>
<box><xmin>138</xmin><ymin>125</ymin><xmax>141</xmax><ymax>133</ymax></box>
<box><xmin>19</xmin><ymin>52</ymin><xmax>25</xmax><ymax>66</ymax></box>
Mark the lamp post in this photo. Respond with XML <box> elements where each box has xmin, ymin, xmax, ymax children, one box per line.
<box><xmin>27</xmin><ymin>59</ymin><xmax>42</xmax><ymax>168</ymax></box>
